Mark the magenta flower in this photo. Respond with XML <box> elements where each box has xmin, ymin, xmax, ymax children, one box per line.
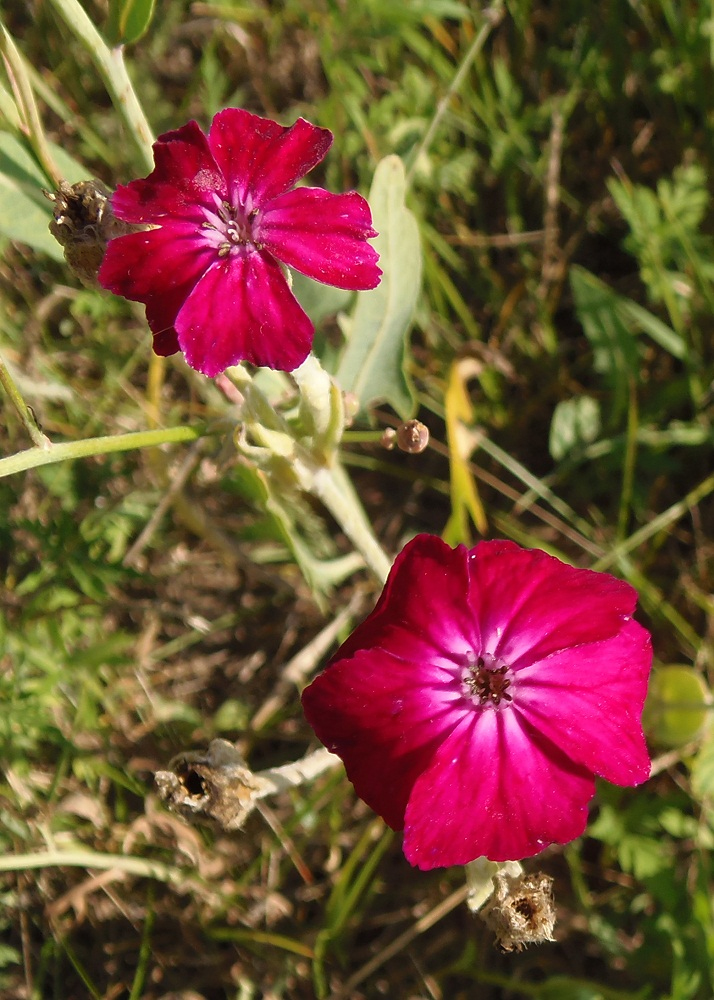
<box><xmin>98</xmin><ymin>109</ymin><xmax>381</xmax><ymax>376</ymax></box>
<box><xmin>302</xmin><ymin>535</ymin><xmax>652</xmax><ymax>870</ymax></box>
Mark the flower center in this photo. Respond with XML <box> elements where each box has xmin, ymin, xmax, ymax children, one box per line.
<box><xmin>463</xmin><ymin>653</ymin><xmax>513</xmax><ymax>707</ymax></box>
<box><xmin>202</xmin><ymin>198</ymin><xmax>261</xmax><ymax>257</ymax></box>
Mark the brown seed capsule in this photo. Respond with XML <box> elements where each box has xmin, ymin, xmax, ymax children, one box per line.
<box><xmin>480</xmin><ymin>871</ymin><xmax>556</xmax><ymax>951</ymax></box>
<box><xmin>45</xmin><ymin>179</ymin><xmax>140</xmax><ymax>286</ymax></box>
<box><xmin>396</xmin><ymin>419</ymin><xmax>429</xmax><ymax>454</ymax></box>
<box><xmin>154</xmin><ymin>739</ymin><xmax>271</xmax><ymax>832</ymax></box>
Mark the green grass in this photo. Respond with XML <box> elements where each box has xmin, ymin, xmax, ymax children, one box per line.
<box><xmin>2</xmin><ymin>0</ymin><xmax>714</xmax><ymax>997</ymax></box>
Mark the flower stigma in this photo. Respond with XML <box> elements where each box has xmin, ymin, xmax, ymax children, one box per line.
<box><xmin>464</xmin><ymin>654</ymin><xmax>513</xmax><ymax>707</ymax></box>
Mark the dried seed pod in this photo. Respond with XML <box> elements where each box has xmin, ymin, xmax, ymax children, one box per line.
<box><xmin>154</xmin><ymin>739</ymin><xmax>271</xmax><ymax>831</ymax></box>
<box><xmin>45</xmin><ymin>179</ymin><xmax>139</xmax><ymax>286</ymax></box>
<box><xmin>480</xmin><ymin>871</ymin><xmax>556</xmax><ymax>951</ymax></box>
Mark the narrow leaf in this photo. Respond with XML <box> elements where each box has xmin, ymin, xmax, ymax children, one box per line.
<box><xmin>0</xmin><ymin>131</ymin><xmax>92</xmax><ymax>259</ymax></box>
<box><xmin>618</xmin><ymin>298</ymin><xmax>686</xmax><ymax>359</ymax></box>
<box><xmin>442</xmin><ymin>360</ymin><xmax>487</xmax><ymax>544</ymax></box>
<box><xmin>335</xmin><ymin>155</ymin><xmax>419</xmax><ymax>419</ymax></box>
<box><xmin>570</xmin><ymin>266</ymin><xmax>639</xmax><ymax>425</ymax></box>
<box><xmin>106</xmin><ymin>0</ymin><xmax>156</xmax><ymax>45</ymax></box>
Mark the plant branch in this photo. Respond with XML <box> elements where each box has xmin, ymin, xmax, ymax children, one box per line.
<box><xmin>0</xmin><ymin>355</ymin><xmax>51</xmax><ymax>450</ymax></box>
<box><xmin>0</xmin><ymin>425</ymin><xmax>202</xmax><ymax>479</ymax></box>
<box><xmin>46</xmin><ymin>0</ymin><xmax>154</xmax><ymax>172</ymax></box>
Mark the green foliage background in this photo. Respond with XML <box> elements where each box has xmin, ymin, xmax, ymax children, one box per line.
<box><xmin>2</xmin><ymin>0</ymin><xmax>714</xmax><ymax>997</ymax></box>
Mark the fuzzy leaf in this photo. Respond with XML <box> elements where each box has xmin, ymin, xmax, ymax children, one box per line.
<box><xmin>692</xmin><ymin>733</ymin><xmax>714</xmax><ymax>802</ymax></box>
<box><xmin>0</xmin><ymin>132</ymin><xmax>89</xmax><ymax>259</ymax></box>
<box><xmin>336</xmin><ymin>155</ymin><xmax>419</xmax><ymax>419</ymax></box>
<box><xmin>644</xmin><ymin>665</ymin><xmax>710</xmax><ymax>748</ymax></box>
<box><xmin>248</xmin><ymin>464</ymin><xmax>363</xmax><ymax>606</ymax></box>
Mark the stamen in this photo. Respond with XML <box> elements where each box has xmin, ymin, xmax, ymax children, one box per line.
<box><xmin>202</xmin><ymin>200</ymin><xmax>254</xmax><ymax>248</ymax></box>
<box><xmin>465</xmin><ymin>655</ymin><xmax>513</xmax><ymax>706</ymax></box>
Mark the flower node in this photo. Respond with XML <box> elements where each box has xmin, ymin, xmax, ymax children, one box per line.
<box><xmin>396</xmin><ymin>419</ymin><xmax>429</xmax><ymax>454</ymax></box>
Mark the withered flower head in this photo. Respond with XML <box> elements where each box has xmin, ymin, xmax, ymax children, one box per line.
<box><xmin>154</xmin><ymin>739</ymin><xmax>270</xmax><ymax>831</ymax></box>
<box><xmin>480</xmin><ymin>871</ymin><xmax>556</xmax><ymax>951</ymax></box>
<box><xmin>46</xmin><ymin>179</ymin><xmax>140</xmax><ymax>286</ymax></box>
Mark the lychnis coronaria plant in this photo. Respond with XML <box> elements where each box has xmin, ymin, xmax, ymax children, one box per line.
<box><xmin>98</xmin><ymin>109</ymin><xmax>381</xmax><ymax>376</ymax></box>
<box><xmin>302</xmin><ymin>534</ymin><xmax>653</xmax><ymax>870</ymax></box>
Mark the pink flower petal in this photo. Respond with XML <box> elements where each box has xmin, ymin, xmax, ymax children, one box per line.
<box><xmin>302</xmin><ymin>646</ymin><xmax>464</xmax><ymax>830</ymax></box>
<box><xmin>208</xmin><ymin>110</ymin><xmax>332</xmax><ymax>207</ymax></box>
<box><xmin>258</xmin><ymin>188</ymin><xmax>381</xmax><ymax>290</ymax></box>
<box><xmin>464</xmin><ymin>541</ymin><xmax>640</xmax><ymax>667</ymax></box>
<box><xmin>98</xmin><ymin>223</ymin><xmax>212</xmax><ymax>305</ymax></box>
<box><xmin>175</xmin><ymin>250</ymin><xmax>314</xmax><ymax>375</ymax></box>
<box><xmin>98</xmin><ymin>223</ymin><xmax>214</xmax><ymax>355</ymax></box>
<box><xmin>515</xmin><ymin>618</ymin><xmax>652</xmax><ymax>786</ymax></box>
<box><xmin>333</xmin><ymin>536</ymin><xmax>482</xmax><ymax>664</ymax></box>
<box><xmin>404</xmin><ymin>712</ymin><xmax>595</xmax><ymax>868</ymax></box>
<box><xmin>112</xmin><ymin>121</ymin><xmax>224</xmax><ymax>224</ymax></box>
<box><xmin>302</xmin><ymin>533</ymin><xmax>653</xmax><ymax>869</ymax></box>
<box><xmin>151</xmin><ymin>327</ymin><xmax>180</xmax><ymax>356</ymax></box>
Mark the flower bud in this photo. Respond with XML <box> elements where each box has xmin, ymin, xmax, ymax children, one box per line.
<box><xmin>396</xmin><ymin>419</ymin><xmax>429</xmax><ymax>453</ymax></box>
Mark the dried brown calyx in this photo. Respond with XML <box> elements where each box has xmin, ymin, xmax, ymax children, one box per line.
<box><xmin>155</xmin><ymin>740</ymin><xmax>339</xmax><ymax>832</ymax></box>
<box><xmin>154</xmin><ymin>739</ymin><xmax>271</xmax><ymax>832</ymax></box>
<box><xmin>480</xmin><ymin>870</ymin><xmax>556</xmax><ymax>951</ymax></box>
<box><xmin>45</xmin><ymin>179</ymin><xmax>141</xmax><ymax>286</ymax></box>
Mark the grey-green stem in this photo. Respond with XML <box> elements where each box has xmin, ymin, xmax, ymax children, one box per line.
<box><xmin>0</xmin><ymin>355</ymin><xmax>51</xmax><ymax>450</ymax></box>
<box><xmin>47</xmin><ymin>0</ymin><xmax>154</xmax><ymax>172</ymax></box>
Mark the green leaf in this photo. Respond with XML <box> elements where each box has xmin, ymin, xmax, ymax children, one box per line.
<box><xmin>246</xmin><ymin>463</ymin><xmax>363</xmax><ymax>605</ymax></box>
<box><xmin>106</xmin><ymin>0</ymin><xmax>156</xmax><ymax>45</ymax></box>
<box><xmin>0</xmin><ymin>943</ymin><xmax>22</xmax><ymax>969</ymax></box>
<box><xmin>643</xmin><ymin>665</ymin><xmax>710</xmax><ymax>747</ymax></box>
<box><xmin>617</xmin><ymin>298</ymin><xmax>686</xmax><ymax>360</ymax></box>
<box><xmin>549</xmin><ymin>395</ymin><xmax>601</xmax><ymax>460</ymax></box>
<box><xmin>291</xmin><ymin>270</ymin><xmax>352</xmax><ymax>326</ymax></box>
<box><xmin>691</xmin><ymin>733</ymin><xmax>714</xmax><ymax>801</ymax></box>
<box><xmin>212</xmin><ymin>699</ymin><xmax>251</xmax><ymax>733</ymax></box>
<box><xmin>618</xmin><ymin>833</ymin><xmax>670</xmax><ymax>879</ymax></box>
<box><xmin>0</xmin><ymin>132</ymin><xmax>89</xmax><ymax>259</ymax></box>
<box><xmin>569</xmin><ymin>266</ymin><xmax>639</xmax><ymax>426</ymax></box>
<box><xmin>335</xmin><ymin>155</ymin><xmax>419</xmax><ymax>419</ymax></box>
